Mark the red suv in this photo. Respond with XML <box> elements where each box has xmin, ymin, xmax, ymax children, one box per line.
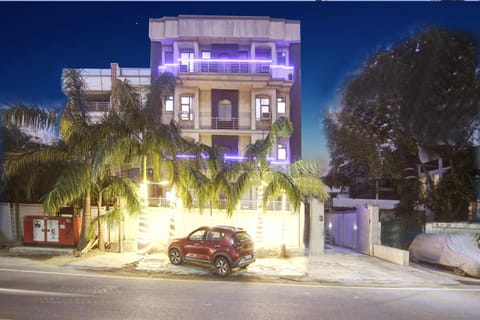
<box><xmin>168</xmin><ymin>226</ymin><xmax>256</xmax><ymax>276</ymax></box>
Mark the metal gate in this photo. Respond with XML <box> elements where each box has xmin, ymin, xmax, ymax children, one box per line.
<box><xmin>325</xmin><ymin>205</ymin><xmax>378</xmax><ymax>254</ymax></box>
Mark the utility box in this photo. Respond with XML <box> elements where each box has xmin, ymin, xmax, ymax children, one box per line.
<box><xmin>23</xmin><ymin>216</ymin><xmax>81</xmax><ymax>246</ymax></box>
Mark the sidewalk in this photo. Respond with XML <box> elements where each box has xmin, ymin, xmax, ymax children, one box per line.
<box><xmin>2</xmin><ymin>245</ymin><xmax>471</xmax><ymax>287</ymax></box>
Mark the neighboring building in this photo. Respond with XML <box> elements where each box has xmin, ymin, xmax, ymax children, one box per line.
<box><xmin>67</xmin><ymin>15</ymin><xmax>302</xmax><ymax>165</ymax></box>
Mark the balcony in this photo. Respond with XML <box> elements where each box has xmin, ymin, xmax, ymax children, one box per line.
<box><xmin>200</xmin><ymin>113</ymin><xmax>251</xmax><ymax>130</ymax></box>
<box><xmin>161</xmin><ymin>113</ymin><xmax>275</xmax><ymax>131</ymax></box>
<box><xmin>158</xmin><ymin>58</ymin><xmax>294</xmax><ymax>81</ymax></box>
<box><xmin>86</xmin><ymin>101</ymin><xmax>111</xmax><ymax>112</ymax></box>
<box><xmin>77</xmin><ymin>67</ymin><xmax>150</xmax><ymax>91</ymax></box>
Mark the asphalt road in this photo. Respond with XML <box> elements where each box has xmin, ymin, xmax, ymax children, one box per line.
<box><xmin>1</xmin><ymin>267</ymin><xmax>480</xmax><ymax>320</ymax></box>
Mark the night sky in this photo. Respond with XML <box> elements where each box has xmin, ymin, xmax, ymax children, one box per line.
<box><xmin>1</xmin><ymin>1</ymin><xmax>479</xmax><ymax>167</ymax></box>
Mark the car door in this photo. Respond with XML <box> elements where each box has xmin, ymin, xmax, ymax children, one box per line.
<box><xmin>204</xmin><ymin>230</ymin><xmax>226</xmax><ymax>260</ymax></box>
<box><xmin>183</xmin><ymin>228</ymin><xmax>207</xmax><ymax>261</ymax></box>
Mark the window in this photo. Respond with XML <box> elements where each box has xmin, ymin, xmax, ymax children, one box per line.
<box><xmin>277</xmin><ymin>97</ymin><xmax>286</xmax><ymax>114</ymax></box>
<box><xmin>277</xmin><ymin>144</ymin><xmax>287</xmax><ymax>160</ymax></box>
<box><xmin>165</xmin><ymin>95</ymin><xmax>174</xmax><ymax>112</ymax></box>
<box><xmin>255</xmin><ymin>96</ymin><xmax>270</xmax><ymax>120</ymax></box>
<box><xmin>180</xmin><ymin>50</ymin><xmax>194</xmax><ymax>72</ymax></box>
<box><xmin>201</xmin><ymin>51</ymin><xmax>211</xmax><ymax>60</ymax></box>
<box><xmin>218</xmin><ymin>99</ymin><xmax>232</xmax><ymax>121</ymax></box>
<box><xmin>206</xmin><ymin>231</ymin><xmax>223</xmax><ymax>241</ymax></box>
<box><xmin>181</xmin><ymin>96</ymin><xmax>193</xmax><ymax>120</ymax></box>
<box><xmin>189</xmin><ymin>229</ymin><xmax>205</xmax><ymax>241</ymax></box>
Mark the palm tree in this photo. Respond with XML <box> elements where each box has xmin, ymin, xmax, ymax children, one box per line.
<box><xmin>89</xmin><ymin>173</ymin><xmax>141</xmax><ymax>251</ymax></box>
<box><xmin>235</xmin><ymin>117</ymin><xmax>303</xmax><ymax>253</ymax></box>
<box><xmin>181</xmin><ymin>144</ymin><xmax>243</xmax><ymax>221</ymax></box>
<box><xmin>2</xmin><ymin>70</ymin><xmax>141</xmax><ymax>253</ymax></box>
<box><xmin>1</xmin><ymin>107</ymin><xmax>61</xmax><ymax>240</ymax></box>
<box><xmin>106</xmin><ymin>72</ymin><xmax>182</xmax><ymax>253</ymax></box>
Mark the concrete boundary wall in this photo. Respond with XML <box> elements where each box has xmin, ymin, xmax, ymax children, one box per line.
<box><xmin>373</xmin><ymin>245</ymin><xmax>409</xmax><ymax>266</ymax></box>
<box><xmin>1</xmin><ymin>203</ymin><xmax>306</xmax><ymax>253</ymax></box>
<box><xmin>0</xmin><ymin>203</ymin><xmax>13</xmax><ymax>242</ymax></box>
<box><xmin>426</xmin><ymin>222</ymin><xmax>480</xmax><ymax>235</ymax></box>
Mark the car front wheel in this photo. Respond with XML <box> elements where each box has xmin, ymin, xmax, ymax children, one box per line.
<box><xmin>214</xmin><ymin>256</ymin><xmax>231</xmax><ymax>276</ymax></box>
<box><xmin>453</xmin><ymin>266</ymin><xmax>466</xmax><ymax>277</ymax></box>
<box><xmin>169</xmin><ymin>248</ymin><xmax>183</xmax><ymax>265</ymax></box>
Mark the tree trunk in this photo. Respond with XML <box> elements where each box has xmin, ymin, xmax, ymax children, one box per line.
<box><xmin>77</xmin><ymin>192</ymin><xmax>92</xmax><ymax>251</ymax></box>
<box><xmin>278</xmin><ymin>193</ymin><xmax>287</xmax><ymax>258</ymax></box>
<box><xmin>97</xmin><ymin>198</ymin><xmax>105</xmax><ymax>251</ymax></box>
<box><xmin>256</xmin><ymin>184</ymin><xmax>265</xmax><ymax>256</ymax></box>
<box><xmin>119</xmin><ymin>213</ymin><xmax>124</xmax><ymax>253</ymax></box>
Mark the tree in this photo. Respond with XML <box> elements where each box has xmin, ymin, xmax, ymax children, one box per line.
<box><xmin>182</xmin><ymin>144</ymin><xmax>244</xmax><ymax>218</ymax></box>
<box><xmin>106</xmin><ymin>72</ymin><xmax>183</xmax><ymax>253</ymax></box>
<box><xmin>325</xmin><ymin>27</ymin><xmax>480</xmax><ymax>221</ymax></box>
<box><xmin>2</xmin><ymin>70</ymin><xmax>142</xmax><ymax>253</ymax></box>
<box><xmin>89</xmin><ymin>173</ymin><xmax>141</xmax><ymax>251</ymax></box>
<box><xmin>236</xmin><ymin>117</ymin><xmax>303</xmax><ymax>253</ymax></box>
<box><xmin>1</xmin><ymin>106</ymin><xmax>62</xmax><ymax>240</ymax></box>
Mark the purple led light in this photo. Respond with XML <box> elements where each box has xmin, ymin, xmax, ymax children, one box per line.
<box><xmin>176</xmin><ymin>154</ymin><xmax>195</xmax><ymax>159</ymax></box>
<box><xmin>158</xmin><ymin>64</ymin><xmax>179</xmax><ymax>70</ymax></box>
<box><xmin>175</xmin><ymin>153</ymin><xmax>288</xmax><ymax>164</ymax></box>
<box><xmin>176</xmin><ymin>58</ymin><xmax>273</xmax><ymax>63</ymax></box>
<box><xmin>224</xmin><ymin>155</ymin><xmax>246</xmax><ymax>160</ymax></box>
<box><xmin>271</xmin><ymin>65</ymin><xmax>294</xmax><ymax>70</ymax></box>
<box><xmin>270</xmin><ymin>160</ymin><xmax>291</xmax><ymax>165</ymax></box>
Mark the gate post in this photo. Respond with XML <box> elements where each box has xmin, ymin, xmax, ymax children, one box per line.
<box><xmin>368</xmin><ymin>204</ymin><xmax>380</xmax><ymax>255</ymax></box>
<box><xmin>309</xmin><ymin>199</ymin><xmax>325</xmax><ymax>256</ymax></box>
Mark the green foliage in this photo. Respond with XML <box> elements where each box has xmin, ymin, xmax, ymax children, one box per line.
<box><xmin>425</xmin><ymin>149</ymin><xmax>476</xmax><ymax>221</ymax></box>
<box><xmin>324</xmin><ymin>26</ymin><xmax>480</xmax><ymax>221</ymax></box>
<box><xmin>289</xmin><ymin>160</ymin><xmax>329</xmax><ymax>202</ymax></box>
<box><xmin>88</xmin><ymin>207</ymin><xmax>124</xmax><ymax>240</ymax></box>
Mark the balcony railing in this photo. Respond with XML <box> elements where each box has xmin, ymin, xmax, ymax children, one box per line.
<box><xmin>77</xmin><ymin>68</ymin><xmax>150</xmax><ymax>91</ymax></box>
<box><xmin>86</xmin><ymin>101</ymin><xmax>111</xmax><ymax>112</ymax></box>
<box><xmin>147</xmin><ymin>198</ymin><xmax>288</xmax><ymax>211</ymax></box>
<box><xmin>160</xmin><ymin>113</ymin><xmax>287</xmax><ymax>131</ymax></box>
<box><xmin>158</xmin><ymin>58</ymin><xmax>294</xmax><ymax>81</ymax></box>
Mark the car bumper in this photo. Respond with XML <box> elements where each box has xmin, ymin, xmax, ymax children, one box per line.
<box><xmin>234</xmin><ymin>254</ymin><xmax>256</xmax><ymax>268</ymax></box>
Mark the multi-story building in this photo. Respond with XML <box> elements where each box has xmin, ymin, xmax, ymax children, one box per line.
<box><xmin>148</xmin><ymin>15</ymin><xmax>302</xmax><ymax>163</ymax></box>
<box><xmin>71</xmin><ymin>15</ymin><xmax>301</xmax><ymax>166</ymax></box>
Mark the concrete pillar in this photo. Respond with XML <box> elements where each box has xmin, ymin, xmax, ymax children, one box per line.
<box><xmin>309</xmin><ymin>199</ymin><xmax>325</xmax><ymax>256</ymax></box>
<box><xmin>367</xmin><ymin>204</ymin><xmax>380</xmax><ymax>255</ymax></box>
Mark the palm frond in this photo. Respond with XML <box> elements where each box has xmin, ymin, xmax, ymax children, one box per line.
<box><xmin>62</xmin><ymin>68</ymin><xmax>89</xmax><ymax>121</ymax></box>
<box><xmin>264</xmin><ymin>171</ymin><xmax>304</xmax><ymax>212</ymax></box>
<box><xmin>1</xmin><ymin>104</ymin><xmax>59</xmax><ymax>131</ymax></box>
<box><xmin>88</xmin><ymin>207</ymin><xmax>123</xmax><ymax>239</ymax></box>
<box><xmin>101</xmin><ymin>176</ymin><xmax>141</xmax><ymax>216</ymax></box>
<box><xmin>4</xmin><ymin>146</ymin><xmax>69</xmax><ymax>178</ymax></box>
<box><xmin>43</xmin><ymin>164</ymin><xmax>90</xmax><ymax>214</ymax></box>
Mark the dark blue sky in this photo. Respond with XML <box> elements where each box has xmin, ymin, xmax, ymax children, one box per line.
<box><xmin>1</xmin><ymin>1</ymin><xmax>480</xmax><ymax>167</ymax></box>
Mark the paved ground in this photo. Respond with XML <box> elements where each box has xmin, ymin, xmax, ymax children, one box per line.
<box><xmin>2</xmin><ymin>245</ymin><xmax>479</xmax><ymax>287</ymax></box>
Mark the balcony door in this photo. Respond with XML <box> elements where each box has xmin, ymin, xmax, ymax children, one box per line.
<box><xmin>212</xmin><ymin>44</ymin><xmax>239</xmax><ymax>73</ymax></box>
<box><xmin>212</xmin><ymin>135</ymin><xmax>238</xmax><ymax>156</ymax></box>
<box><xmin>211</xmin><ymin>89</ymin><xmax>238</xmax><ymax>130</ymax></box>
